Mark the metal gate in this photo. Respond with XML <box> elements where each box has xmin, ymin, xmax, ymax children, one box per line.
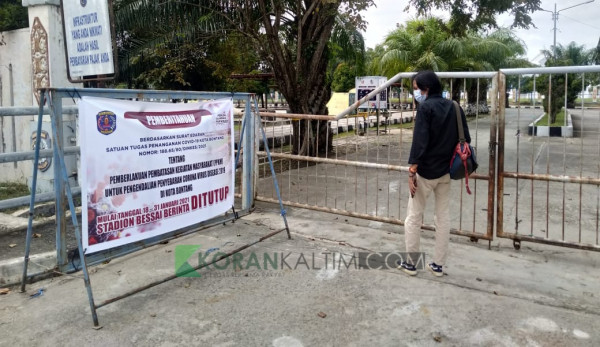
<box><xmin>496</xmin><ymin>66</ymin><xmax>600</xmax><ymax>251</ymax></box>
<box><xmin>256</xmin><ymin>68</ymin><xmax>600</xmax><ymax>252</ymax></box>
<box><xmin>256</xmin><ymin>72</ymin><xmax>498</xmax><ymax>243</ymax></box>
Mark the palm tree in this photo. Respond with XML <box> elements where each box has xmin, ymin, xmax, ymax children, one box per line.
<box><xmin>373</xmin><ymin>18</ymin><xmax>463</xmax><ymax>104</ymax></box>
<box><xmin>461</xmin><ymin>28</ymin><xmax>531</xmax><ymax>113</ymax></box>
<box><xmin>329</xmin><ymin>16</ymin><xmax>367</xmax><ymax>82</ymax></box>
<box><xmin>539</xmin><ymin>42</ymin><xmax>593</xmax><ymax>123</ymax></box>
<box><xmin>369</xmin><ymin>20</ymin><xmax>529</xmax><ymax>114</ymax></box>
<box><xmin>378</xmin><ymin>18</ymin><xmax>461</xmax><ymax>75</ymax></box>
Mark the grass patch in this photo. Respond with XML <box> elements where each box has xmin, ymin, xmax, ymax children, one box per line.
<box><xmin>332</xmin><ymin>122</ymin><xmax>413</xmax><ymax>140</ymax></box>
<box><xmin>0</xmin><ymin>181</ymin><xmax>30</xmax><ymax>200</ymax></box>
<box><xmin>333</xmin><ymin>130</ymin><xmax>356</xmax><ymax>140</ymax></box>
<box><xmin>385</xmin><ymin>122</ymin><xmax>414</xmax><ymax>130</ymax></box>
<box><xmin>534</xmin><ymin>110</ymin><xmax>565</xmax><ymax>127</ymax></box>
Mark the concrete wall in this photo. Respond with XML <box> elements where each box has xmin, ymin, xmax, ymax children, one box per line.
<box><xmin>1</xmin><ymin>1</ymin><xmax>82</xmax><ymax>189</ymax></box>
<box><xmin>0</xmin><ymin>28</ymin><xmax>35</xmax><ymax>183</ymax></box>
<box><xmin>28</xmin><ymin>0</ymin><xmax>80</xmax><ymax>97</ymax></box>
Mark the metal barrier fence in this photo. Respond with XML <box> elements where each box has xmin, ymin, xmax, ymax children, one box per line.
<box><xmin>3</xmin><ymin>65</ymin><xmax>600</xmax><ymax>281</ymax></box>
<box><xmin>0</xmin><ymin>88</ymin><xmax>257</xmax><ymax>275</ymax></box>
<box><xmin>256</xmin><ymin>72</ymin><xmax>498</xmax><ymax>243</ymax></box>
<box><xmin>496</xmin><ymin>66</ymin><xmax>600</xmax><ymax>251</ymax></box>
<box><xmin>256</xmin><ymin>67</ymin><xmax>600</xmax><ymax>253</ymax></box>
<box><xmin>0</xmin><ymin>105</ymin><xmax>78</xmax><ymax>209</ymax></box>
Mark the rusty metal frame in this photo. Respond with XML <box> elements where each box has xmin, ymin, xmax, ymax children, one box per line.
<box><xmin>496</xmin><ymin>66</ymin><xmax>600</xmax><ymax>251</ymax></box>
<box><xmin>256</xmin><ymin>72</ymin><xmax>498</xmax><ymax>242</ymax></box>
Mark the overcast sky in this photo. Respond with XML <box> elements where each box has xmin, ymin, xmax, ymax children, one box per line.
<box><xmin>360</xmin><ymin>0</ymin><xmax>600</xmax><ymax>64</ymax></box>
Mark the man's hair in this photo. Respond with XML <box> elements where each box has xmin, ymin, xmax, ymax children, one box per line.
<box><xmin>413</xmin><ymin>70</ymin><xmax>442</xmax><ymax>95</ymax></box>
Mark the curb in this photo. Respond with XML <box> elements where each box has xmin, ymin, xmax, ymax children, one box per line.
<box><xmin>0</xmin><ymin>251</ymin><xmax>56</xmax><ymax>286</ymax></box>
<box><xmin>0</xmin><ymin>206</ymin><xmax>82</xmax><ymax>236</ymax></box>
<box><xmin>0</xmin><ymin>213</ymin><xmax>55</xmax><ymax>235</ymax></box>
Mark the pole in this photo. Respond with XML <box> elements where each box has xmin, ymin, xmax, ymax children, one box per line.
<box><xmin>9</xmin><ymin>64</ymin><xmax>17</xmax><ymax>168</ymax></box>
<box><xmin>553</xmin><ymin>3</ymin><xmax>557</xmax><ymax>56</ymax></box>
<box><xmin>21</xmin><ymin>90</ymin><xmax>45</xmax><ymax>293</ymax></box>
<box><xmin>541</xmin><ymin>1</ymin><xmax>595</xmax><ymax>59</ymax></box>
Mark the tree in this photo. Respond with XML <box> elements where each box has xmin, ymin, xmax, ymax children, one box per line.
<box><xmin>0</xmin><ymin>0</ymin><xmax>28</xmax><ymax>32</ymax></box>
<box><xmin>328</xmin><ymin>16</ymin><xmax>367</xmax><ymax>93</ymax></box>
<box><xmin>406</xmin><ymin>0</ymin><xmax>541</xmax><ymax>36</ymax></box>
<box><xmin>378</xmin><ymin>18</ymin><xmax>459</xmax><ymax>75</ymax></box>
<box><xmin>217</xmin><ymin>2</ymin><xmax>374</xmax><ymax>156</ymax></box>
<box><xmin>462</xmin><ymin>28</ymin><xmax>531</xmax><ymax>111</ymax></box>
<box><xmin>331</xmin><ymin>63</ymin><xmax>356</xmax><ymax>92</ymax></box>
<box><xmin>539</xmin><ymin>42</ymin><xmax>593</xmax><ymax>123</ymax></box>
<box><xmin>371</xmin><ymin>18</ymin><xmax>529</xmax><ymax>114</ymax></box>
<box><xmin>115</xmin><ymin>1</ymin><xmax>541</xmax><ymax>155</ymax></box>
<box><xmin>116</xmin><ymin>1</ymin><xmax>373</xmax><ymax>156</ymax></box>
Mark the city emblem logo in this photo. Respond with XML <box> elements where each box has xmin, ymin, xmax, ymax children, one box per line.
<box><xmin>96</xmin><ymin>111</ymin><xmax>117</xmax><ymax>135</ymax></box>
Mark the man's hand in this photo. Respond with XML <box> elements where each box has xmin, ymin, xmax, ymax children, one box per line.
<box><xmin>409</xmin><ymin>174</ymin><xmax>417</xmax><ymax>198</ymax></box>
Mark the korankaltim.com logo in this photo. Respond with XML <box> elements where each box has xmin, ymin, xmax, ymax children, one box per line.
<box><xmin>175</xmin><ymin>245</ymin><xmax>426</xmax><ymax>278</ymax></box>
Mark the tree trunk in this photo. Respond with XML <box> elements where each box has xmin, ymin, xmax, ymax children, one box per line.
<box><xmin>254</xmin><ymin>0</ymin><xmax>337</xmax><ymax>156</ymax></box>
<box><xmin>449</xmin><ymin>78</ymin><xmax>462</xmax><ymax>103</ymax></box>
<box><xmin>285</xmin><ymin>50</ymin><xmax>333</xmax><ymax>156</ymax></box>
<box><xmin>538</xmin><ymin>74</ymin><xmax>564</xmax><ymax>124</ymax></box>
<box><xmin>465</xmin><ymin>79</ymin><xmax>490</xmax><ymax>116</ymax></box>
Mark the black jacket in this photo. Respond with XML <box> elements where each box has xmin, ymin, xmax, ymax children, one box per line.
<box><xmin>408</xmin><ymin>94</ymin><xmax>471</xmax><ymax>180</ymax></box>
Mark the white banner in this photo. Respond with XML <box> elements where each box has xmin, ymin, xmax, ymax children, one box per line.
<box><xmin>79</xmin><ymin>97</ymin><xmax>234</xmax><ymax>253</ymax></box>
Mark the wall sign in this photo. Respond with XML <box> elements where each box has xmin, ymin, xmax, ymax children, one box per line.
<box><xmin>60</xmin><ymin>0</ymin><xmax>117</xmax><ymax>82</ymax></box>
<box><xmin>355</xmin><ymin>76</ymin><xmax>388</xmax><ymax>110</ymax></box>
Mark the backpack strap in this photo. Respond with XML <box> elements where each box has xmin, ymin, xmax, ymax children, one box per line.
<box><xmin>452</xmin><ymin>101</ymin><xmax>472</xmax><ymax>194</ymax></box>
<box><xmin>453</xmin><ymin>101</ymin><xmax>465</xmax><ymax>144</ymax></box>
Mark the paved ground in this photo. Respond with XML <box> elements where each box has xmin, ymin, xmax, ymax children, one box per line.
<box><xmin>1</xmin><ymin>107</ymin><xmax>600</xmax><ymax>345</ymax></box>
<box><xmin>1</xmin><ymin>201</ymin><xmax>599</xmax><ymax>346</ymax></box>
<box><xmin>0</xmin><ymin>110</ymin><xmax>415</xmax><ymax>264</ymax></box>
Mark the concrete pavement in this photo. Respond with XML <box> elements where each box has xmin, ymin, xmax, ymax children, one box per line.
<box><xmin>2</xmin><ymin>107</ymin><xmax>600</xmax><ymax>345</ymax></box>
<box><xmin>0</xmin><ymin>201</ymin><xmax>599</xmax><ymax>346</ymax></box>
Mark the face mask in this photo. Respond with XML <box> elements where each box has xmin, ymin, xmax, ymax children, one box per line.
<box><xmin>413</xmin><ymin>89</ymin><xmax>427</xmax><ymax>104</ymax></box>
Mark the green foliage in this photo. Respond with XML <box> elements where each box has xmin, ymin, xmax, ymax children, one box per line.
<box><xmin>327</xmin><ymin>15</ymin><xmax>367</xmax><ymax>92</ymax></box>
<box><xmin>516</xmin><ymin>75</ymin><xmax>535</xmax><ymax>94</ymax></box>
<box><xmin>536</xmin><ymin>73</ymin><xmax>566</xmax><ymax>124</ymax></box>
<box><xmin>331</xmin><ymin>63</ymin><xmax>355</xmax><ymax>92</ymax></box>
<box><xmin>537</xmin><ymin>42</ymin><xmax>593</xmax><ymax>123</ymax></box>
<box><xmin>368</xmin><ymin>17</ymin><xmax>529</xmax><ymax>104</ymax></box>
<box><xmin>0</xmin><ymin>0</ymin><xmax>28</xmax><ymax>32</ymax></box>
<box><xmin>535</xmin><ymin>110</ymin><xmax>565</xmax><ymax>127</ymax></box>
<box><xmin>374</xmin><ymin>19</ymin><xmax>528</xmax><ymax>75</ymax></box>
<box><xmin>330</xmin><ymin>15</ymin><xmax>366</xmax><ymax>74</ymax></box>
<box><xmin>378</xmin><ymin>18</ymin><xmax>454</xmax><ymax>74</ymax></box>
<box><xmin>125</xmin><ymin>41</ymin><xmax>234</xmax><ymax>91</ymax></box>
<box><xmin>0</xmin><ymin>181</ymin><xmax>29</xmax><ymax>200</ymax></box>
<box><xmin>406</xmin><ymin>0</ymin><xmax>541</xmax><ymax>36</ymax></box>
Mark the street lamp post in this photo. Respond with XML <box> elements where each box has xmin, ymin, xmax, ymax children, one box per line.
<box><xmin>540</xmin><ymin>0</ymin><xmax>595</xmax><ymax>58</ymax></box>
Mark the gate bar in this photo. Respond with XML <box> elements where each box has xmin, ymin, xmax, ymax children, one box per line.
<box><xmin>501</xmin><ymin>65</ymin><xmax>600</xmax><ymax>75</ymax></box>
<box><xmin>256</xmin><ymin>196</ymin><xmax>493</xmax><ymax>240</ymax></box>
<box><xmin>335</xmin><ymin>72</ymin><xmax>496</xmax><ymax>120</ymax></box>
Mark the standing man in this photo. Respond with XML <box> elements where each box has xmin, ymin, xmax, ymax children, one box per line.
<box><xmin>398</xmin><ymin>71</ymin><xmax>471</xmax><ymax>277</ymax></box>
